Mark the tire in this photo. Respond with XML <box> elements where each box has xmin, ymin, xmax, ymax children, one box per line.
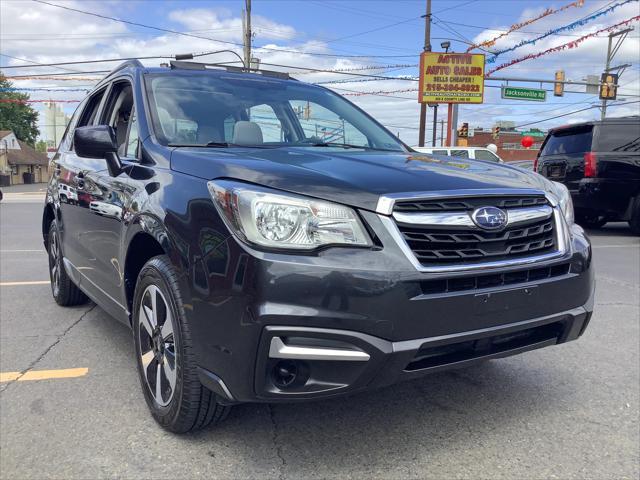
<box><xmin>577</xmin><ymin>213</ymin><xmax>608</xmax><ymax>229</ymax></box>
<box><xmin>47</xmin><ymin>220</ymin><xmax>88</xmax><ymax>306</ymax></box>
<box><xmin>629</xmin><ymin>200</ymin><xmax>640</xmax><ymax>235</ymax></box>
<box><xmin>132</xmin><ymin>255</ymin><xmax>231</xmax><ymax>433</ymax></box>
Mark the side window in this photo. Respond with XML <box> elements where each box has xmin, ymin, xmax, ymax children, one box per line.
<box><xmin>249</xmin><ymin>104</ymin><xmax>283</xmax><ymax>142</ymax></box>
<box><xmin>432</xmin><ymin>149</ymin><xmax>448</xmax><ymax>155</ymax></box>
<box><xmin>102</xmin><ymin>81</ymin><xmax>137</xmax><ymax>158</ymax></box>
<box><xmin>289</xmin><ymin>100</ymin><xmax>368</xmax><ymax>146</ymax></box>
<box><xmin>475</xmin><ymin>150</ymin><xmax>500</xmax><ymax>162</ymax></box>
<box><xmin>77</xmin><ymin>88</ymin><xmax>106</xmax><ymax>127</ymax></box>
<box><xmin>450</xmin><ymin>150</ymin><xmax>470</xmax><ymax>158</ymax></box>
<box><xmin>125</xmin><ymin>109</ymin><xmax>139</xmax><ymax>158</ymax></box>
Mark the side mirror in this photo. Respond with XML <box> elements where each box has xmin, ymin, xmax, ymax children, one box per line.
<box><xmin>74</xmin><ymin>125</ymin><xmax>122</xmax><ymax>177</ymax></box>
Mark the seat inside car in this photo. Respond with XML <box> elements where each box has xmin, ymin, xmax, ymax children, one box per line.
<box><xmin>233</xmin><ymin>121</ymin><xmax>263</xmax><ymax>146</ymax></box>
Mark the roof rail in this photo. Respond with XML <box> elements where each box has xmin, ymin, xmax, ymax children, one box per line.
<box><xmin>169</xmin><ymin>60</ymin><xmax>292</xmax><ymax>80</ymax></box>
<box><xmin>105</xmin><ymin>59</ymin><xmax>145</xmax><ymax>78</ymax></box>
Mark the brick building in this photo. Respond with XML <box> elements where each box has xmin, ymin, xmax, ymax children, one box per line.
<box><xmin>462</xmin><ymin>128</ymin><xmax>546</xmax><ymax>162</ymax></box>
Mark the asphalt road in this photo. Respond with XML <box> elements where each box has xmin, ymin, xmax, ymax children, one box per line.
<box><xmin>1</xmin><ymin>184</ymin><xmax>638</xmax><ymax>479</ymax></box>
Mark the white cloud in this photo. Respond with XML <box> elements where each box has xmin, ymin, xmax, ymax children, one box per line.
<box><xmin>1</xmin><ymin>0</ymin><xmax>638</xmax><ymax>145</ymax></box>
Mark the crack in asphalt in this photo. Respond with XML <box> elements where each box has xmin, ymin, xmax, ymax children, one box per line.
<box><xmin>0</xmin><ymin>304</ymin><xmax>96</xmax><ymax>394</ymax></box>
<box><xmin>268</xmin><ymin>403</ymin><xmax>286</xmax><ymax>480</ymax></box>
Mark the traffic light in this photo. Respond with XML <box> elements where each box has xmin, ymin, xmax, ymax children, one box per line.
<box><xmin>492</xmin><ymin>126</ymin><xmax>500</xmax><ymax>139</ymax></box>
<box><xmin>599</xmin><ymin>72</ymin><xmax>618</xmax><ymax>100</ymax></box>
<box><xmin>458</xmin><ymin>122</ymin><xmax>469</xmax><ymax>138</ymax></box>
<box><xmin>554</xmin><ymin>70</ymin><xmax>565</xmax><ymax>97</ymax></box>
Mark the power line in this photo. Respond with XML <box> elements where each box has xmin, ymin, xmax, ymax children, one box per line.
<box><xmin>514</xmin><ymin>100</ymin><xmax>640</xmax><ymax>128</ymax></box>
<box><xmin>29</xmin><ymin>0</ymin><xmax>417</xmax><ymax>59</ymax></box>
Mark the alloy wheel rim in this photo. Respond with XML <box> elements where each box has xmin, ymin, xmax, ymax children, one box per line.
<box><xmin>49</xmin><ymin>232</ymin><xmax>60</xmax><ymax>297</ymax></box>
<box><xmin>138</xmin><ymin>285</ymin><xmax>177</xmax><ymax>407</ymax></box>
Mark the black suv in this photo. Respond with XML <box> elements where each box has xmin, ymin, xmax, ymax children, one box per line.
<box><xmin>43</xmin><ymin>61</ymin><xmax>594</xmax><ymax>432</ymax></box>
<box><xmin>536</xmin><ymin>116</ymin><xmax>640</xmax><ymax>232</ymax></box>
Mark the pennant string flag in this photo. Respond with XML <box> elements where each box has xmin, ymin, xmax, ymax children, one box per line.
<box><xmin>486</xmin><ymin>15</ymin><xmax>640</xmax><ymax>75</ymax></box>
<box><xmin>466</xmin><ymin>0</ymin><xmax>585</xmax><ymax>52</ymax></box>
<box><xmin>487</xmin><ymin>0</ymin><xmax>639</xmax><ymax>63</ymax></box>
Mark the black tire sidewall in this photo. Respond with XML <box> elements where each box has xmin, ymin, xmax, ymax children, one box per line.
<box><xmin>132</xmin><ymin>257</ymin><xmax>187</xmax><ymax>427</ymax></box>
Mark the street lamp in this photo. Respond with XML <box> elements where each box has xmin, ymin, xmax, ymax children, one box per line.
<box><xmin>440</xmin><ymin>41</ymin><xmax>451</xmax><ymax>53</ymax></box>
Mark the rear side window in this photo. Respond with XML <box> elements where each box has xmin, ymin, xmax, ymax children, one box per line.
<box><xmin>432</xmin><ymin>149</ymin><xmax>448</xmax><ymax>155</ymax></box>
<box><xmin>541</xmin><ymin>126</ymin><xmax>593</xmax><ymax>155</ymax></box>
<box><xmin>596</xmin><ymin>123</ymin><xmax>640</xmax><ymax>152</ymax></box>
<box><xmin>450</xmin><ymin>150</ymin><xmax>469</xmax><ymax>158</ymax></box>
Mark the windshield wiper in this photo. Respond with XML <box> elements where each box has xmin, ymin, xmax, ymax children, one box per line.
<box><xmin>168</xmin><ymin>141</ymin><xmax>232</xmax><ymax>148</ymax></box>
<box><xmin>305</xmin><ymin>141</ymin><xmax>401</xmax><ymax>152</ymax></box>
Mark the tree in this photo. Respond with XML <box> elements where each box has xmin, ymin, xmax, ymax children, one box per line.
<box><xmin>35</xmin><ymin>140</ymin><xmax>47</xmax><ymax>152</ymax></box>
<box><xmin>0</xmin><ymin>74</ymin><xmax>40</xmax><ymax>146</ymax></box>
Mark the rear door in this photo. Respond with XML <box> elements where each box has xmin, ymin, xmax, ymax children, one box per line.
<box><xmin>537</xmin><ymin>125</ymin><xmax>594</xmax><ymax>190</ymax></box>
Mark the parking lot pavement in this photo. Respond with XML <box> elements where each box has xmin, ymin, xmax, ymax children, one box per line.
<box><xmin>1</xmin><ymin>184</ymin><xmax>638</xmax><ymax>479</ymax></box>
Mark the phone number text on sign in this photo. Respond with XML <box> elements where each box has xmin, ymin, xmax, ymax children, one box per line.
<box><xmin>419</xmin><ymin>53</ymin><xmax>485</xmax><ymax>104</ymax></box>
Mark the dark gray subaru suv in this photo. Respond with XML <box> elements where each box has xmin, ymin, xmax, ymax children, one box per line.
<box><xmin>43</xmin><ymin>60</ymin><xmax>594</xmax><ymax>432</ymax></box>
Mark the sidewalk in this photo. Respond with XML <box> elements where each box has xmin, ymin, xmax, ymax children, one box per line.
<box><xmin>0</xmin><ymin>183</ymin><xmax>48</xmax><ymax>193</ymax></box>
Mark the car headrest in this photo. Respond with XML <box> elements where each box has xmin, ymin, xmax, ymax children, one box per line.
<box><xmin>233</xmin><ymin>121</ymin><xmax>263</xmax><ymax>146</ymax></box>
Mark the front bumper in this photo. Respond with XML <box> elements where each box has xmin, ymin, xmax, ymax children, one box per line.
<box><xmin>189</xmin><ymin>215</ymin><xmax>594</xmax><ymax>404</ymax></box>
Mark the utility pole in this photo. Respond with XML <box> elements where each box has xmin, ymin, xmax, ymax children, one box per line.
<box><xmin>242</xmin><ymin>0</ymin><xmax>252</xmax><ymax>70</ymax></box>
<box><xmin>601</xmin><ymin>27</ymin><xmax>632</xmax><ymax>120</ymax></box>
<box><xmin>417</xmin><ymin>0</ymin><xmax>432</xmax><ymax>147</ymax></box>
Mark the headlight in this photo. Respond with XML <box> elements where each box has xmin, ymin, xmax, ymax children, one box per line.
<box><xmin>551</xmin><ymin>181</ymin><xmax>574</xmax><ymax>226</ymax></box>
<box><xmin>208</xmin><ymin>180</ymin><xmax>372</xmax><ymax>250</ymax></box>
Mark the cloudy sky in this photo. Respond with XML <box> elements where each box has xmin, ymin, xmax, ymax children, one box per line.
<box><xmin>1</xmin><ymin>0</ymin><xmax>639</xmax><ymax>145</ymax></box>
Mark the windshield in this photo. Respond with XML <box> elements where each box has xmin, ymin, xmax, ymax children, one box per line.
<box><xmin>144</xmin><ymin>72</ymin><xmax>405</xmax><ymax>152</ymax></box>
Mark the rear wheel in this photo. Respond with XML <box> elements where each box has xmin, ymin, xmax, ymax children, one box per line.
<box><xmin>47</xmin><ymin>220</ymin><xmax>88</xmax><ymax>306</ymax></box>
<box><xmin>132</xmin><ymin>255</ymin><xmax>230</xmax><ymax>433</ymax></box>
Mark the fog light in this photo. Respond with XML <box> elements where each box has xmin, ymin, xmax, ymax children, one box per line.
<box><xmin>272</xmin><ymin>360</ymin><xmax>300</xmax><ymax>389</ymax></box>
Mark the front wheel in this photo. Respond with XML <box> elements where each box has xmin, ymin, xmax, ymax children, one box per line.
<box><xmin>47</xmin><ymin>220</ymin><xmax>88</xmax><ymax>306</ymax></box>
<box><xmin>629</xmin><ymin>199</ymin><xmax>640</xmax><ymax>235</ymax></box>
<box><xmin>132</xmin><ymin>255</ymin><xmax>230</xmax><ymax>433</ymax></box>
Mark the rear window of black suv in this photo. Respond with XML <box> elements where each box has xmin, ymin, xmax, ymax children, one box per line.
<box><xmin>541</xmin><ymin>126</ymin><xmax>593</xmax><ymax>156</ymax></box>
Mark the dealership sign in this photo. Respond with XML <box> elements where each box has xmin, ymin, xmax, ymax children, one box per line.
<box><xmin>418</xmin><ymin>53</ymin><xmax>485</xmax><ymax>104</ymax></box>
<box><xmin>501</xmin><ymin>86</ymin><xmax>547</xmax><ymax>102</ymax></box>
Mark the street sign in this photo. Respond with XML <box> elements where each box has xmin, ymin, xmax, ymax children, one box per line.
<box><xmin>521</xmin><ymin>130</ymin><xmax>546</xmax><ymax>137</ymax></box>
<box><xmin>419</xmin><ymin>52</ymin><xmax>485</xmax><ymax>104</ymax></box>
<box><xmin>501</xmin><ymin>86</ymin><xmax>546</xmax><ymax>102</ymax></box>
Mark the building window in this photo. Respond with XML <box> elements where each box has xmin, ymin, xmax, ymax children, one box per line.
<box><xmin>11</xmin><ymin>165</ymin><xmax>18</xmax><ymax>175</ymax></box>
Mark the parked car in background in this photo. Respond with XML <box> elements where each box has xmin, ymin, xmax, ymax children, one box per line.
<box><xmin>58</xmin><ymin>184</ymin><xmax>78</xmax><ymax>205</ymax></box>
<box><xmin>43</xmin><ymin>60</ymin><xmax>594</xmax><ymax>433</ymax></box>
<box><xmin>536</xmin><ymin>116</ymin><xmax>640</xmax><ymax>233</ymax></box>
<box><xmin>412</xmin><ymin>146</ymin><xmax>504</xmax><ymax>163</ymax></box>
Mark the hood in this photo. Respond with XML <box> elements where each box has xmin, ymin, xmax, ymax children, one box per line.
<box><xmin>171</xmin><ymin>147</ymin><xmax>554</xmax><ymax>212</ymax></box>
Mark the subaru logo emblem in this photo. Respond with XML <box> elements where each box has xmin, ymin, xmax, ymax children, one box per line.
<box><xmin>471</xmin><ymin>206</ymin><xmax>508</xmax><ymax>230</ymax></box>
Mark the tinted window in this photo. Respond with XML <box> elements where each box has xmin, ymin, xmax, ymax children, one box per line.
<box><xmin>596</xmin><ymin>123</ymin><xmax>640</xmax><ymax>152</ymax></box>
<box><xmin>450</xmin><ymin>149</ymin><xmax>470</xmax><ymax>158</ymax></box>
<box><xmin>541</xmin><ymin>126</ymin><xmax>593</xmax><ymax>155</ymax></box>
<box><xmin>474</xmin><ymin>150</ymin><xmax>500</xmax><ymax>162</ymax></box>
<box><xmin>78</xmin><ymin>88</ymin><xmax>106</xmax><ymax>127</ymax></box>
<box><xmin>102</xmin><ymin>81</ymin><xmax>136</xmax><ymax>157</ymax></box>
<box><xmin>432</xmin><ymin>149</ymin><xmax>448</xmax><ymax>155</ymax></box>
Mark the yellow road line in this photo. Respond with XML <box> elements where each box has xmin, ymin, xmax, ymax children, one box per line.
<box><xmin>0</xmin><ymin>280</ymin><xmax>50</xmax><ymax>286</ymax></box>
<box><xmin>0</xmin><ymin>367</ymin><xmax>88</xmax><ymax>383</ymax></box>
